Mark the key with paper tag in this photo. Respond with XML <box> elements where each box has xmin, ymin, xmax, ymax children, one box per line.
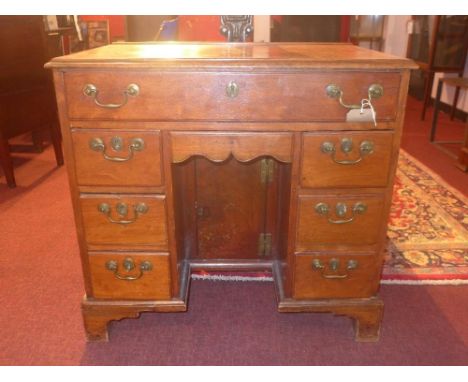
<box><xmin>346</xmin><ymin>98</ymin><xmax>377</xmax><ymax>126</ymax></box>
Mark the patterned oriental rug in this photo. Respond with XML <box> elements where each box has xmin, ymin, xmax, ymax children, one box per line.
<box><xmin>382</xmin><ymin>150</ymin><xmax>467</xmax><ymax>284</ymax></box>
<box><xmin>192</xmin><ymin>149</ymin><xmax>468</xmax><ymax>285</ymax></box>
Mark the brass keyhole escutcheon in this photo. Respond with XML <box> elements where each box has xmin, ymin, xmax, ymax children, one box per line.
<box><xmin>226</xmin><ymin>81</ymin><xmax>239</xmax><ymax>98</ymax></box>
<box><xmin>123</xmin><ymin>257</ymin><xmax>135</xmax><ymax>272</ymax></box>
<box><xmin>116</xmin><ymin>202</ymin><xmax>128</xmax><ymax>216</ymax></box>
<box><xmin>335</xmin><ymin>203</ymin><xmax>347</xmax><ymax>218</ymax></box>
<box><xmin>340</xmin><ymin>138</ymin><xmax>353</xmax><ymax>154</ymax></box>
<box><xmin>111</xmin><ymin>136</ymin><xmax>124</xmax><ymax>152</ymax></box>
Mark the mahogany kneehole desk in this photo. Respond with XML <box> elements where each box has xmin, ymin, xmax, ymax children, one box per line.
<box><xmin>47</xmin><ymin>43</ymin><xmax>416</xmax><ymax>342</ymax></box>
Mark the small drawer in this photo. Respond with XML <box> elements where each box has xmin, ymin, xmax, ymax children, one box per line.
<box><xmin>64</xmin><ymin>71</ymin><xmax>400</xmax><ymax>122</ymax></box>
<box><xmin>293</xmin><ymin>253</ymin><xmax>381</xmax><ymax>299</ymax></box>
<box><xmin>301</xmin><ymin>131</ymin><xmax>394</xmax><ymax>188</ymax></box>
<box><xmin>296</xmin><ymin>194</ymin><xmax>385</xmax><ymax>250</ymax></box>
<box><xmin>72</xmin><ymin>130</ymin><xmax>163</xmax><ymax>187</ymax></box>
<box><xmin>89</xmin><ymin>252</ymin><xmax>171</xmax><ymax>300</ymax></box>
<box><xmin>80</xmin><ymin>194</ymin><xmax>168</xmax><ymax>250</ymax></box>
<box><xmin>170</xmin><ymin>131</ymin><xmax>293</xmax><ymax>163</ymax></box>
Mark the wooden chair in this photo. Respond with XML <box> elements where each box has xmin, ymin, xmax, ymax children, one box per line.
<box><xmin>430</xmin><ymin>77</ymin><xmax>468</xmax><ymax>171</ymax></box>
<box><xmin>0</xmin><ymin>16</ymin><xmax>64</xmax><ymax>188</ymax></box>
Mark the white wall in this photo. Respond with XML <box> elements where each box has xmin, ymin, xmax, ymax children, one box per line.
<box><xmin>382</xmin><ymin>15</ymin><xmax>411</xmax><ymax>57</ymax></box>
<box><xmin>383</xmin><ymin>15</ymin><xmax>468</xmax><ymax>112</ymax></box>
<box><xmin>253</xmin><ymin>16</ymin><xmax>271</xmax><ymax>42</ymax></box>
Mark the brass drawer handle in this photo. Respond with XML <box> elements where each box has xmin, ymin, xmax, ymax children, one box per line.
<box><xmin>320</xmin><ymin>138</ymin><xmax>374</xmax><ymax>165</ymax></box>
<box><xmin>311</xmin><ymin>258</ymin><xmax>358</xmax><ymax>279</ymax></box>
<box><xmin>89</xmin><ymin>136</ymin><xmax>145</xmax><ymax>162</ymax></box>
<box><xmin>105</xmin><ymin>257</ymin><xmax>153</xmax><ymax>281</ymax></box>
<box><xmin>315</xmin><ymin>202</ymin><xmax>367</xmax><ymax>224</ymax></box>
<box><xmin>98</xmin><ymin>202</ymin><xmax>149</xmax><ymax>225</ymax></box>
<box><xmin>325</xmin><ymin>83</ymin><xmax>383</xmax><ymax>109</ymax></box>
<box><xmin>83</xmin><ymin>83</ymin><xmax>140</xmax><ymax>109</ymax></box>
<box><xmin>226</xmin><ymin>81</ymin><xmax>239</xmax><ymax>98</ymax></box>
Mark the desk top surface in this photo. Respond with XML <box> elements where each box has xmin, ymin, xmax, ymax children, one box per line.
<box><xmin>46</xmin><ymin>42</ymin><xmax>417</xmax><ymax>70</ymax></box>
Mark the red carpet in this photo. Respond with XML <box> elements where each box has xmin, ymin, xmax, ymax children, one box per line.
<box><xmin>0</xmin><ymin>97</ymin><xmax>467</xmax><ymax>365</ymax></box>
<box><xmin>400</xmin><ymin>97</ymin><xmax>467</xmax><ymax>194</ymax></box>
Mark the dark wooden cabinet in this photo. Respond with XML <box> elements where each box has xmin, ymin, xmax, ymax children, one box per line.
<box><xmin>0</xmin><ymin>16</ymin><xmax>63</xmax><ymax>187</ymax></box>
<box><xmin>407</xmin><ymin>15</ymin><xmax>468</xmax><ymax>120</ymax></box>
<box><xmin>272</xmin><ymin>16</ymin><xmax>348</xmax><ymax>42</ymax></box>
<box><xmin>47</xmin><ymin>42</ymin><xmax>416</xmax><ymax>342</ymax></box>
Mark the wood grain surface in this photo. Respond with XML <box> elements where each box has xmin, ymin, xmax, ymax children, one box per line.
<box><xmin>170</xmin><ymin>131</ymin><xmax>293</xmax><ymax>163</ymax></box>
<box><xmin>64</xmin><ymin>71</ymin><xmax>401</xmax><ymax>122</ymax></box>
<box><xmin>80</xmin><ymin>194</ymin><xmax>168</xmax><ymax>250</ymax></box>
<box><xmin>72</xmin><ymin>129</ymin><xmax>163</xmax><ymax>187</ymax></box>
<box><xmin>47</xmin><ymin>42</ymin><xmax>415</xmax><ymax>342</ymax></box>
<box><xmin>296</xmin><ymin>193</ymin><xmax>385</xmax><ymax>250</ymax></box>
<box><xmin>293</xmin><ymin>253</ymin><xmax>381</xmax><ymax>299</ymax></box>
<box><xmin>301</xmin><ymin>131</ymin><xmax>394</xmax><ymax>188</ymax></box>
<box><xmin>88</xmin><ymin>252</ymin><xmax>172</xmax><ymax>300</ymax></box>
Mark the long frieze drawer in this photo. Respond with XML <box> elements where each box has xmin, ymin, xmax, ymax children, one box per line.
<box><xmin>89</xmin><ymin>252</ymin><xmax>171</xmax><ymax>300</ymax></box>
<box><xmin>296</xmin><ymin>194</ymin><xmax>385</xmax><ymax>249</ymax></box>
<box><xmin>301</xmin><ymin>131</ymin><xmax>394</xmax><ymax>188</ymax></box>
<box><xmin>80</xmin><ymin>194</ymin><xmax>168</xmax><ymax>249</ymax></box>
<box><xmin>72</xmin><ymin>130</ymin><xmax>163</xmax><ymax>187</ymax></box>
<box><xmin>293</xmin><ymin>253</ymin><xmax>381</xmax><ymax>299</ymax></box>
<box><xmin>64</xmin><ymin>71</ymin><xmax>401</xmax><ymax>122</ymax></box>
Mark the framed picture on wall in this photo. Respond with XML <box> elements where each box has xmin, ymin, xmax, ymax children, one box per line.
<box><xmin>86</xmin><ymin>20</ymin><xmax>110</xmax><ymax>48</ymax></box>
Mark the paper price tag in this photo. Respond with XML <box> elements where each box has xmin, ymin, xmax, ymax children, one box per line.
<box><xmin>346</xmin><ymin>99</ymin><xmax>377</xmax><ymax>126</ymax></box>
<box><xmin>346</xmin><ymin>108</ymin><xmax>375</xmax><ymax>123</ymax></box>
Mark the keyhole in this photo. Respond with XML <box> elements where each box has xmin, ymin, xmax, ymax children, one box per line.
<box><xmin>226</xmin><ymin>81</ymin><xmax>239</xmax><ymax>98</ymax></box>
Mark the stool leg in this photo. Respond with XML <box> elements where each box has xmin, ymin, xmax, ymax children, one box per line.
<box><xmin>0</xmin><ymin>135</ymin><xmax>16</xmax><ymax>188</ymax></box>
<box><xmin>430</xmin><ymin>79</ymin><xmax>443</xmax><ymax>142</ymax></box>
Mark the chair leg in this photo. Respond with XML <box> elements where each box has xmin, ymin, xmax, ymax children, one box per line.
<box><xmin>430</xmin><ymin>79</ymin><xmax>443</xmax><ymax>142</ymax></box>
<box><xmin>50</xmin><ymin>123</ymin><xmax>64</xmax><ymax>166</ymax></box>
<box><xmin>450</xmin><ymin>86</ymin><xmax>460</xmax><ymax>121</ymax></box>
<box><xmin>421</xmin><ymin>71</ymin><xmax>435</xmax><ymax>121</ymax></box>
<box><xmin>32</xmin><ymin>130</ymin><xmax>44</xmax><ymax>153</ymax></box>
<box><xmin>0</xmin><ymin>135</ymin><xmax>16</xmax><ymax>188</ymax></box>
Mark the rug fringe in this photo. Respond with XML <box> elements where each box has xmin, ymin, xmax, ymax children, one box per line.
<box><xmin>191</xmin><ymin>274</ymin><xmax>468</xmax><ymax>285</ymax></box>
<box><xmin>191</xmin><ymin>274</ymin><xmax>274</xmax><ymax>282</ymax></box>
<box><xmin>380</xmin><ymin>279</ymin><xmax>468</xmax><ymax>285</ymax></box>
